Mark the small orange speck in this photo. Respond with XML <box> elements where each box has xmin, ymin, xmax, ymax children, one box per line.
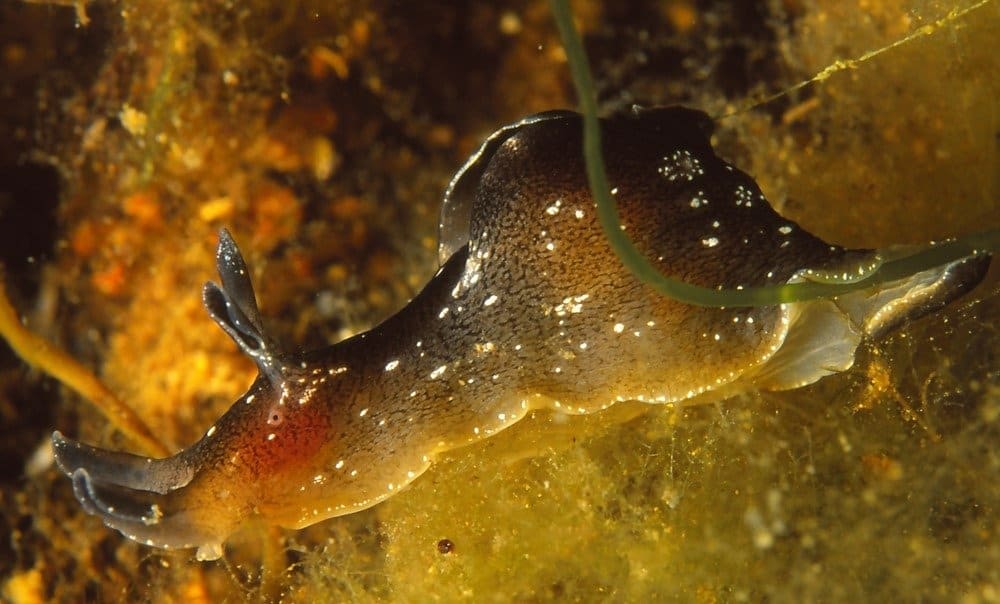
<box><xmin>329</xmin><ymin>195</ymin><xmax>366</xmax><ymax>220</ymax></box>
<box><xmin>426</xmin><ymin>124</ymin><xmax>455</xmax><ymax>148</ymax></box>
<box><xmin>179</xmin><ymin>574</ymin><xmax>211</xmax><ymax>604</ymax></box>
<box><xmin>351</xmin><ymin>18</ymin><xmax>371</xmax><ymax>48</ymax></box>
<box><xmin>664</xmin><ymin>1</ymin><xmax>697</xmax><ymax>33</ymax></box>
<box><xmin>70</xmin><ymin>221</ymin><xmax>99</xmax><ymax>258</ymax></box>
<box><xmin>861</xmin><ymin>453</ymin><xmax>903</xmax><ymax>481</ymax></box>
<box><xmin>3</xmin><ymin>43</ymin><xmax>27</xmax><ymax>67</ymax></box>
<box><xmin>287</xmin><ymin>250</ymin><xmax>315</xmax><ymax>280</ymax></box>
<box><xmin>123</xmin><ymin>191</ymin><xmax>163</xmax><ymax>229</ymax></box>
<box><xmin>326</xmin><ymin>264</ymin><xmax>348</xmax><ymax>282</ymax></box>
<box><xmin>296</xmin><ymin>103</ymin><xmax>338</xmax><ymax>134</ymax></box>
<box><xmin>366</xmin><ymin>250</ymin><xmax>395</xmax><ymax>282</ymax></box>
<box><xmin>199</xmin><ymin>197</ymin><xmax>235</xmax><ymax>223</ymax></box>
<box><xmin>92</xmin><ymin>262</ymin><xmax>127</xmax><ymax>296</ymax></box>
<box><xmin>882</xmin><ymin>128</ymin><xmax>898</xmax><ymax>145</ymax></box>
<box><xmin>254</xmin><ymin>137</ymin><xmax>302</xmax><ymax>172</ymax></box>
<box><xmin>308</xmin><ymin>46</ymin><xmax>350</xmax><ymax>80</ymax></box>
<box><xmin>251</xmin><ymin>184</ymin><xmax>302</xmax><ymax>250</ymax></box>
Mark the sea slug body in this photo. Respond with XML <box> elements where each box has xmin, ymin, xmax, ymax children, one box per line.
<box><xmin>52</xmin><ymin>107</ymin><xmax>989</xmax><ymax>560</ymax></box>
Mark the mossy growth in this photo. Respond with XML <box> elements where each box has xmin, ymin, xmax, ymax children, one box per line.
<box><xmin>0</xmin><ymin>0</ymin><xmax>996</xmax><ymax>602</ymax></box>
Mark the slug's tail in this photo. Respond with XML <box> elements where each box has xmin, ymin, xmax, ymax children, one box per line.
<box><xmin>750</xmin><ymin>251</ymin><xmax>991</xmax><ymax>391</ymax></box>
<box><xmin>834</xmin><ymin>249</ymin><xmax>991</xmax><ymax>340</ymax></box>
<box><xmin>52</xmin><ymin>432</ymin><xmax>226</xmax><ymax>560</ymax></box>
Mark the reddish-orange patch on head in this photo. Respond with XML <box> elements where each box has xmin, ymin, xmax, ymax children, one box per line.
<box><xmin>239</xmin><ymin>402</ymin><xmax>331</xmax><ymax>483</ymax></box>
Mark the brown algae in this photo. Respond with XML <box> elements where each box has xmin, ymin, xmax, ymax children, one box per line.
<box><xmin>0</xmin><ymin>1</ymin><xmax>997</xmax><ymax>602</ymax></box>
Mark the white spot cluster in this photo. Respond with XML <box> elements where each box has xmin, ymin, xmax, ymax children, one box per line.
<box><xmin>702</xmin><ymin>237</ymin><xmax>720</xmax><ymax>248</ymax></box>
<box><xmin>453</xmin><ymin>246</ymin><xmax>488</xmax><ymax>297</ymax></box>
<box><xmin>658</xmin><ymin>149</ymin><xmax>704</xmax><ymax>182</ymax></box>
<box><xmin>474</xmin><ymin>341</ymin><xmax>497</xmax><ymax>354</ymax></box>
<box><xmin>735</xmin><ymin>185</ymin><xmax>754</xmax><ymax>207</ymax></box>
<box><xmin>554</xmin><ymin>293</ymin><xmax>590</xmax><ymax>317</ymax></box>
<box><xmin>689</xmin><ymin>191</ymin><xmax>708</xmax><ymax>208</ymax></box>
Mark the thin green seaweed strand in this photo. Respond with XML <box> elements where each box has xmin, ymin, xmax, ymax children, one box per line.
<box><xmin>548</xmin><ymin>0</ymin><xmax>998</xmax><ymax>308</ymax></box>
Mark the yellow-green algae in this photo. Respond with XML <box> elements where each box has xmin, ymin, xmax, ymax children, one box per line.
<box><xmin>0</xmin><ymin>0</ymin><xmax>997</xmax><ymax>602</ymax></box>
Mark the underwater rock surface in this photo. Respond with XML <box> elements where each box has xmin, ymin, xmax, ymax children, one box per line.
<box><xmin>0</xmin><ymin>0</ymin><xmax>997</xmax><ymax>602</ymax></box>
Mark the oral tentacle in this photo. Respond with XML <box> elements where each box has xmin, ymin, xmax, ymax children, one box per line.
<box><xmin>53</xmin><ymin>431</ymin><xmax>193</xmax><ymax>494</ymax></box>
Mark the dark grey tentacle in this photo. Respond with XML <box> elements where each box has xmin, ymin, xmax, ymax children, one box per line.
<box><xmin>52</xmin><ymin>431</ymin><xmax>193</xmax><ymax>494</ymax></box>
<box><xmin>69</xmin><ymin>467</ymin><xmax>224</xmax><ymax>559</ymax></box>
<box><xmin>203</xmin><ymin>229</ymin><xmax>283</xmax><ymax>384</ymax></box>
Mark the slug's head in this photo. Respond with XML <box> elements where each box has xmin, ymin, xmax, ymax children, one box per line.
<box><xmin>51</xmin><ymin>431</ymin><xmax>235</xmax><ymax>560</ymax></box>
<box><xmin>52</xmin><ymin>230</ymin><xmax>332</xmax><ymax>560</ymax></box>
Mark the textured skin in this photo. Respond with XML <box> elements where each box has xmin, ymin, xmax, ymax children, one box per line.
<box><xmin>51</xmin><ymin>107</ymin><xmax>982</xmax><ymax>559</ymax></box>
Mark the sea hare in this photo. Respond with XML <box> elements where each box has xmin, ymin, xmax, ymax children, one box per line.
<box><xmin>52</xmin><ymin>107</ymin><xmax>989</xmax><ymax>560</ymax></box>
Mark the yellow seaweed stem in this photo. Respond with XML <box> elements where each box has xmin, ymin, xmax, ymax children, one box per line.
<box><xmin>0</xmin><ymin>266</ymin><xmax>169</xmax><ymax>458</ymax></box>
<box><xmin>722</xmin><ymin>0</ymin><xmax>997</xmax><ymax>118</ymax></box>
